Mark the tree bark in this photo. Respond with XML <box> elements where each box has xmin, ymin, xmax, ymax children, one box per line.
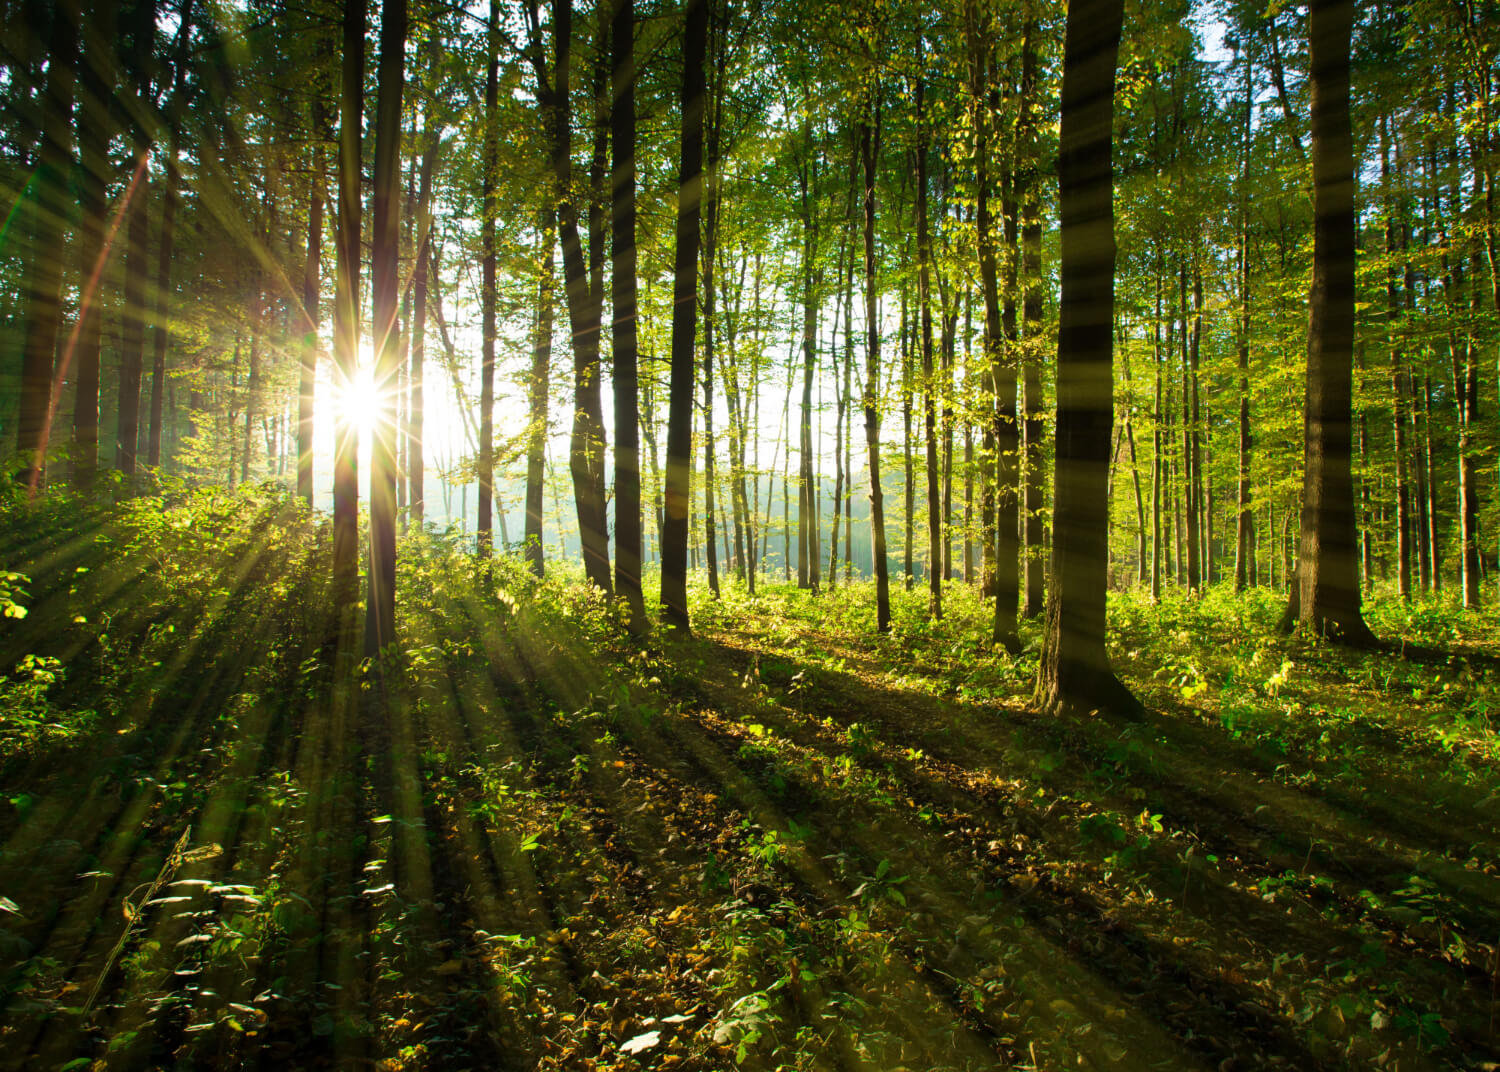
<box><xmin>797</xmin><ymin>127</ymin><xmax>821</xmax><ymax>591</ymax></box>
<box><xmin>612</xmin><ymin>0</ymin><xmax>645</xmax><ymax>627</ymax></box>
<box><xmin>973</xmin><ymin>12</ymin><xmax>1018</xmax><ymax>649</ymax></box>
<box><xmin>916</xmin><ymin>56</ymin><xmax>941</xmax><ymax>619</ymax></box>
<box><xmin>1035</xmin><ymin>0</ymin><xmax>1140</xmax><ymax>718</ymax></box>
<box><xmin>478</xmin><ymin>0</ymin><xmax>499</xmax><ymax>555</ymax></box>
<box><xmin>333</xmin><ymin>0</ymin><xmax>365</xmax><ymax>613</ymax></box>
<box><xmin>409</xmin><ymin>131</ymin><xmax>439</xmax><ymax>523</ymax></box>
<box><xmin>526</xmin><ymin>211</ymin><xmax>555</xmax><ymax>576</ymax></box>
<box><xmin>70</xmin><ymin>0</ymin><xmax>114</xmax><ymax>489</ymax></box>
<box><xmin>661</xmin><ymin>0</ymin><xmax>707</xmax><ymax>629</ymax></box>
<box><xmin>18</xmin><ymin>1</ymin><xmax>77</xmax><ymax>492</ymax></box>
<box><xmin>1285</xmin><ymin>0</ymin><xmax>1375</xmax><ymax>644</ymax></box>
<box><xmin>298</xmin><ymin>140</ymin><xmax>324</xmax><ymax>504</ymax></box>
<box><xmin>365</xmin><ymin>0</ymin><xmax>405</xmax><ymax>657</ymax></box>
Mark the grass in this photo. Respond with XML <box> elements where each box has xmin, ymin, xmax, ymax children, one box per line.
<box><xmin>0</xmin><ymin>484</ymin><xmax>1497</xmax><ymax>1070</ymax></box>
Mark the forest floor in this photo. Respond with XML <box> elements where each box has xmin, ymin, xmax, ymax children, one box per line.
<box><xmin>1</xmin><ymin>485</ymin><xmax>1499</xmax><ymax>1072</ymax></box>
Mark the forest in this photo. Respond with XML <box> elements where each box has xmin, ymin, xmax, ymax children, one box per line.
<box><xmin>1</xmin><ymin>0</ymin><xmax>1499</xmax><ymax>1066</ymax></box>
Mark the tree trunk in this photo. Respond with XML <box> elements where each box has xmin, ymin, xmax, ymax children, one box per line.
<box><xmin>478</xmin><ymin>0</ymin><xmax>499</xmax><ymax>555</ymax></box>
<box><xmin>661</xmin><ymin>0</ymin><xmax>707</xmax><ymax>629</ymax></box>
<box><xmin>117</xmin><ymin>144</ymin><xmax>151</xmax><ymax>478</ymax></box>
<box><xmin>146</xmin><ymin>144</ymin><xmax>174</xmax><ymax>470</ymax></box>
<box><xmin>298</xmin><ymin>141</ymin><xmax>324</xmax><ymax>503</ymax></box>
<box><xmin>973</xmin><ymin>15</ymin><xmax>1018</xmax><ymax>649</ymax></box>
<box><xmin>1034</xmin><ymin>0</ymin><xmax>1140</xmax><ymax>718</ymax></box>
<box><xmin>916</xmin><ymin>57</ymin><xmax>941</xmax><ymax>619</ymax></box>
<box><xmin>365</xmin><ymin>0</ymin><xmax>405</xmax><ymax>657</ymax></box>
<box><xmin>902</xmin><ymin>281</ymin><xmax>915</xmax><ymax>589</ymax></box>
<box><xmin>612</xmin><ymin>0</ymin><xmax>645</xmax><ymax>627</ymax></box>
<box><xmin>409</xmin><ymin>132</ymin><xmax>438</xmax><ymax>523</ymax></box>
<box><xmin>18</xmin><ymin>1</ymin><xmax>78</xmax><ymax>492</ymax></box>
<box><xmin>701</xmin><ymin>17</ymin><xmax>723</xmax><ymax>600</ymax></box>
<box><xmin>797</xmin><ymin>129</ymin><xmax>821</xmax><ymax>591</ymax></box>
<box><xmin>70</xmin><ymin>1</ymin><xmax>114</xmax><ymax>489</ymax></box>
<box><xmin>1285</xmin><ymin>0</ymin><xmax>1375</xmax><ymax>644</ymax></box>
<box><xmin>1235</xmin><ymin>46</ymin><xmax>1253</xmax><ymax>591</ymax></box>
<box><xmin>1019</xmin><ymin>18</ymin><xmax>1046</xmax><ymax>618</ymax></box>
<box><xmin>333</xmin><ymin>0</ymin><xmax>365</xmax><ymax>613</ymax></box>
<box><xmin>527</xmin><ymin>211</ymin><xmax>555</xmax><ymax>576</ymax></box>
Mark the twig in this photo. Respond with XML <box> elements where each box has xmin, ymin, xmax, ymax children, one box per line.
<box><xmin>84</xmin><ymin>826</ymin><xmax>193</xmax><ymax>1014</ymax></box>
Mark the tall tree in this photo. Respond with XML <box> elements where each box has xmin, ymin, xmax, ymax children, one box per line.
<box><xmin>971</xmin><ymin>6</ymin><xmax>1020</xmax><ymax>652</ymax></box>
<box><xmin>1034</xmin><ymin>0</ymin><xmax>1140</xmax><ymax>717</ymax></box>
<box><xmin>1018</xmin><ymin>15</ymin><xmax>1046</xmax><ymax>618</ymax></box>
<box><xmin>17</xmin><ymin>1</ymin><xmax>77</xmax><ymax>492</ymax></box>
<box><xmin>365</xmin><ymin>0</ymin><xmax>405</xmax><ymax>657</ymax></box>
<box><xmin>612</xmin><ymin>0</ymin><xmax>646</xmax><ymax>628</ymax></box>
<box><xmin>408</xmin><ymin>129</ymin><xmax>439</xmax><ymax>522</ymax></box>
<box><xmin>477</xmin><ymin>0</ymin><xmax>498</xmax><ymax>556</ymax></box>
<box><xmin>796</xmin><ymin>122</ymin><xmax>821</xmax><ymax>591</ymax></box>
<box><xmin>915</xmin><ymin>44</ymin><xmax>941</xmax><ymax>619</ymax></box>
<box><xmin>332</xmin><ymin>0</ymin><xmax>365</xmax><ymax>613</ymax></box>
<box><xmin>297</xmin><ymin>134</ymin><xmax>324</xmax><ymax>504</ymax></box>
<box><xmin>525</xmin><ymin>210</ymin><xmax>555</xmax><ymax>577</ymax></box>
<box><xmin>69</xmin><ymin>0</ymin><xmax>116</xmax><ymax>489</ymax></box>
<box><xmin>1284</xmin><ymin>0</ymin><xmax>1375</xmax><ymax>644</ymax></box>
<box><xmin>661</xmin><ymin>0</ymin><xmax>707</xmax><ymax>630</ymax></box>
<box><xmin>115</xmin><ymin>0</ymin><xmax>156</xmax><ymax>479</ymax></box>
<box><xmin>859</xmin><ymin>92</ymin><xmax>890</xmax><ymax>632</ymax></box>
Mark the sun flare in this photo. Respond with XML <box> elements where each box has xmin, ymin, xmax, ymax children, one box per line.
<box><xmin>330</xmin><ymin>357</ymin><xmax>380</xmax><ymax>439</ymax></box>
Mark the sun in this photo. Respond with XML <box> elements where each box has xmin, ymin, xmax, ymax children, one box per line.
<box><xmin>330</xmin><ymin>355</ymin><xmax>380</xmax><ymax>439</ymax></box>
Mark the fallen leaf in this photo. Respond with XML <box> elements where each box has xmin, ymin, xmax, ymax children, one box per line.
<box><xmin>620</xmin><ymin>1030</ymin><xmax>660</xmax><ymax>1055</ymax></box>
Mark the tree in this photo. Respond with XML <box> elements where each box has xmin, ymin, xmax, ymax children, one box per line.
<box><xmin>662</xmin><ymin>0</ymin><xmax>708</xmax><ymax>630</ymax></box>
<box><xmin>477</xmin><ymin>0</ymin><xmax>498</xmax><ymax>556</ymax></box>
<box><xmin>612</xmin><ymin>0</ymin><xmax>646</xmax><ymax>628</ymax></box>
<box><xmin>332</xmin><ymin>0</ymin><xmax>365</xmax><ymax>614</ymax></box>
<box><xmin>17</xmin><ymin>1</ymin><xmax>77</xmax><ymax>492</ymax></box>
<box><xmin>1283</xmin><ymin>0</ymin><xmax>1375</xmax><ymax>644</ymax></box>
<box><xmin>1034</xmin><ymin>0</ymin><xmax>1140</xmax><ymax>718</ymax></box>
<box><xmin>859</xmin><ymin>92</ymin><xmax>890</xmax><ymax>633</ymax></box>
<box><xmin>365</xmin><ymin>0</ymin><xmax>405</xmax><ymax>657</ymax></box>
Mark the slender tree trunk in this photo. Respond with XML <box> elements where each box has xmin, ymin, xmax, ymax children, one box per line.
<box><xmin>916</xmin><ymin>56</ymin><xmax>941</xmax><ymax>618</ymax></box>
<box><xmin>333</xmin><ymin>0</ymin><xmax>365</xmax><ymax>614</ymax></box>
<box><xmin>1019</xmin><ymin>20</ymin><xmax>1046</xmax><ymax>617</ymax></box>
<box><xmin>298</xmin><ymin>141</ymin><xmax>324</xmax><ymax>503</ymax></box>
<box><xmin>70</xmin><ymin>2</ymin><xmax>113</xmax><ymax>489</ymax></box>
<box><xmin>1380</xmin><ymin>116</ymin><xmax>1412</xmax><ymax>600</ymax></box>
<box><xmin>1285</xmin><ymin>0</ymin><xmax>1374</xmax><ymax>643</ymax></box>
<box><xmin>661</xmin><ymin>0</ymin><xmax>707</xmax><ymax>628</ymax></box>
<box><xmin>242</xmin><ymin>297</ymin><xmax>259</xmax><ymax>485</ymax></box>
<box><xmin>117</xmin><ymin>144</ymin><xmax>151</xmax><ymax>478</ymax></box>
<box><xmin>1183</xmin><ymin>263</ymin><xmax>1202</xmax><ymax>592</ymax></box>
<box><xmin>365</xmin><ymin>0</ymin><xmax>405</xmax><ymax>656</ymax></box>
<box><xmin>18</xmin><ymin>1</ymin><xmax>78</xmax><ymax>492</ymax></box>
<box><xmin>477</xmin><ymin>0</ymin><xmax>499</xmax><ymax>554</ymax></box>
<box><xmin>612</xmin><ymin>0</ymin><xmax>645</xmax><ymax>626</ymax></box>
<box><xmin>577</xmin><ymin>25</ymin><xmax>612</xmax><ymax>591</ymax></box>
<box><xmin>409</xmin><ymin>133</ymin><xmax>438</xmax><ymax>523</ymax></box>
<box><xmin>701</xmin><ymin>24</ymin><xmax>723</xmax><ymax>600</ymax></box>
<box><xmin>1035</xmin><ymin>0</ymin><xmax>1140</xmax><ymax>717</ymax></box>
<box><xmin>797</xmin><ymin>131</ymin><xmax>821</xmax><ymax>591</ymax></box>
<box><xmin>1421</xmin><ymin>372</ymin><xmax>1440</xmax><ymax>592</ymax></box>
<box><xmin>902</xmin><ymin>282</ymin><xmax>915</xmax><ymax>589</ymax></box>
<box><xmin>973</xmin><ymin>16</ymin><xmax>1019</xmax><ymax>648</ymax></box>
<box><xmin>527</xmin><ymin>211</ymin><xmax>555</xmax><ymax>576</ymax></box>
<box><xmin>1235</xmin><ymin>48</ymin><xmax>1253</xmax><ymax>591</ymax></box>
<box><xmin>146</xmin><ymin>144</ymin><xmax>174</xmax><ymax>470</ymax></box>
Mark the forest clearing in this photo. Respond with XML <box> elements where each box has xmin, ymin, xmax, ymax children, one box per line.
<box><xmin>3</xmin><ymin>0</ymin><xmax>1500</xmax><ymax>1064</ymax></box>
